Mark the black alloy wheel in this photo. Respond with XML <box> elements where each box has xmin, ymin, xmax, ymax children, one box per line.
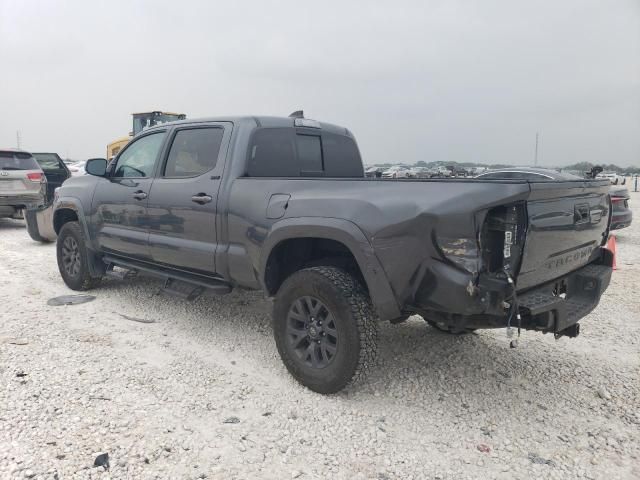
<box><xmin>61</xmin><ymin>235</ymin><xmax>81</xmax><ymax>277</ymax></box>
<box><xmin>286</xmin><ymin>296</ymin><xmax>338</xmax><ymax>369</ymax></box>
<box><xmin>273</xmin><ymin>266</ymin><xmax>378</xmax><ymax>394</ymax></box>
<box><xmin>56</xmin><ymin>221</ymin><xmax>102</xmax><ymax>291</ymax></box>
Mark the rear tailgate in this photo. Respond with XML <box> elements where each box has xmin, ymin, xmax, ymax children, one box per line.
<box><xmin>517</xmin><ymin>180</ymin><xmax>610</xmax><ymax>291</ymax></box>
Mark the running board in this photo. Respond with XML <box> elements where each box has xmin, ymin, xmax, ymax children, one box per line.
<box><xmin>102</xmin><ymin>255</ymin><xmax>232</xmax><ymax>299</ymax></box>
<box><xmin>105</xmin><ymin>267</ymin><xmax>138</xmax><ymax>281</ymax></box>
<box><xmin>161</xmin><ymin>278</ymin><xmax>205</xmax><ymax>301</ymax></box>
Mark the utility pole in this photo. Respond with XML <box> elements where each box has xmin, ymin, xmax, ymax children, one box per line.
<box><xmin>16</xmin><ymin>130</ymin><xmax>22</xmax><ymax>149</ymax></box>
<box><xmin>534</xmin><ymin>132</ymin><xmax>539</xmax><ymax>167</ymax></box>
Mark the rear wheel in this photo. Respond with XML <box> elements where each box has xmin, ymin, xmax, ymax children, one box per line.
<box><xmin>56</xmin><ymin>221</ymin><xmax>102</xmax><ymax>290</ymax></box>
<box><xmin>25</xmin><ymin>209</ymin><xmax>52</xmax><ymax>243</ymax></box>
<box><xmin>273</xmin><ymin>266</ymin><xmax>378</xmax><ymax>394</ymax></box>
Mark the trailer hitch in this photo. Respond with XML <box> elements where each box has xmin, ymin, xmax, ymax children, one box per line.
<box><xmin>554</xmin><ymin>323</ymin><xmax>580</xmax><ymax>339</ymax></box>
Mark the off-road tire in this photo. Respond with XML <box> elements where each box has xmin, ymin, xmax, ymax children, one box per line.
<box><xmin>423</xmin><ymin>317</ymin><xmax>476</xmax><ymax>335</ymax></box>
<box><xmin>25</xmin><ymin>209</ymin><xmax>52</xmax><ymax>243</ymax></box>
<box><xmin>56</xmin><ymin>221</ymin><xmax>102</xmax><ymax>291</ymax></box>
<box><xmin>273</xmin><ymin>266</ymin><xmax>378</xmax><ymax>394</ymax></box>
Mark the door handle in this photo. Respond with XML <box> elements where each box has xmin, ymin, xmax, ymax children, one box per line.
<box><xmin>132</xmin><ymin>191</ymin><xmax>147</xmax><ymax>200</ymax></box>
<box><xmin>191</xmin><ymin>194</ymin><xmax>213</xmax><ymax>204</ymax></box>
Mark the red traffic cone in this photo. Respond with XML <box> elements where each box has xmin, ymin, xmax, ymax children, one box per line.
<box><xmin>605</xmin><ymin>234</ymin><xmax>617</xmax><ymax>270</ymax></box>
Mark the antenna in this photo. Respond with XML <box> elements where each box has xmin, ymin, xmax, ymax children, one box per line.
<box><xmin>288</xmin><ymin>110</ymin><xmax>304</xmax><ymax>119</ymax></box>
<box><xmin>534</xmin><ymin>132</ymin><xmax>539</xmax><ymax>166</ymax></box>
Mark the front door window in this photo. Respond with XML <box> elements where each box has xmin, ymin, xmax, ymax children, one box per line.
<box><xmin>114</xmin><ymin>132</ymin><xmax>165</xmax><ymax>178</ymax></box>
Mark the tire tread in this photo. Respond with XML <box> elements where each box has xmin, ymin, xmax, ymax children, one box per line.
<box><xmin>274</xmin><ymin>266</ymin><xmax>378</xmax><ymax>393</ymax></box>
<box><xmin>57</xmin><ymin>221</ymin><xmax>102</xmax><ymax>291</ymax></box>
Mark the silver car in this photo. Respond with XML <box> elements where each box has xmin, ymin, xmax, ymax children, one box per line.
<box><xmin>0</xmin><ymin>149</ymin><xmax>47</xmax><ymax>218</ymax></box>
<box><xmin>381</xmin><ymin>165</ymin><xmax>412</xmax><ymax>178</ymax></box>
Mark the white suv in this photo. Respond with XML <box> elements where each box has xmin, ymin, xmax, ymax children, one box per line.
<box><xmin>0</xmin><ymin>149</ymin><xmax>47</xmax><ymax>219</ymax></box>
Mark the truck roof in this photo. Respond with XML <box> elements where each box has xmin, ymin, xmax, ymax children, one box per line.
<box><xmin>143</xmin><ymin>115</ymin><xmax>353</xmax><ymax>137</ymax></box>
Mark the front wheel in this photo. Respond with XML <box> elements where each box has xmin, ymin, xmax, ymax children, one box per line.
<box><xmin>273</xmin><ymin>266</ymin><xmax>378</xmax><ymax>394</ymax></box>
<box><xmin>56</xmin><ymin>221</ymin><xmax>102</xmax><ymax>290</ymax></box>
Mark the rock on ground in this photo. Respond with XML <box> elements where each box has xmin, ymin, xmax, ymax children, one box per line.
<box><xmin>1</xmin><ymin>194</ymin><xmax>639</xmax><ymax>479</ymax></box>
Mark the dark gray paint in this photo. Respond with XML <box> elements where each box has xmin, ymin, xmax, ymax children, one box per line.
<box><xmin>52</xmin><ymin>116</ymin><xmax>612</xmax><ymax>326</ymax></box>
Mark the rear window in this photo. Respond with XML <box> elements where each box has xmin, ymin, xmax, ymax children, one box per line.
<box><xmin>247</xmin><ymin>128</ymin><xmax>363</xmax><ymax>177</ymax></box>
<box><xmin>296</xmin><ymin>134</ymin><xmax>323</xmax><ymax>174</ymax></box>
<box><xmin>32</xmin><ymin>153</ymin><xmax>64</xmax><ymax>170</ymax></box>
<box><xmin>322</xmin><ymin>133</ymin><xmax>364</xmax><ymax>177</ymax></box>
<box><xmin>0</xmin><ymin>151</ymin><xmax>40</xmax><ymax>171</ymax></box>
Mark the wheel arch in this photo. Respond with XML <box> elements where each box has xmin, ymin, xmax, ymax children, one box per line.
<box><xmin>53</xmin><ymin>198</ymin><xmax>104</xmax><ymax>277</ymax></box>
<box><xmin>261</xmin><ymin>218</ymin><xmax>401</xmax><ymax>321</ymax></box>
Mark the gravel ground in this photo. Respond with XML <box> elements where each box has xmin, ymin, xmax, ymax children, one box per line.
<box><xmin>1</xmin><ymin>194</ymin><xmax>639</xmax><ymax>480</ymax></box>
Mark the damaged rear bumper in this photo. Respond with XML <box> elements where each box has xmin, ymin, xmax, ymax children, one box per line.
<box><xmin>517</xmin><ymin>250</ymin><xmax>613</xmax><ymax>336</ymax></box>
<box><xmin>409</xmin><ymin>248</ymin><xmax>613</xmax><ymax>334</ymax></box>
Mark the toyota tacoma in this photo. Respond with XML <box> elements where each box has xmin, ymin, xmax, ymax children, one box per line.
<box><xmin>51</xmin><ymin>113</ymin><xmax>613</xmax><ymax>393</ymax></box>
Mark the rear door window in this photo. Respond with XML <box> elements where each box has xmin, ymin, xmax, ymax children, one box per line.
<box><xmin>164</xmin><ymin>127</ymin><xmax>224</xmax><ymax>177</ymax></box>
<box><xmin>0</xmin><ymin>151</ymin><xmax>40</xmax><ymax>170</ymax></box>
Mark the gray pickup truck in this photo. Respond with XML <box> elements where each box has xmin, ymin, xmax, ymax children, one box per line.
<box><xmin>52</xmin><ymin>114</ymin><xmax>613</xmax><ymax>393</ymax></box>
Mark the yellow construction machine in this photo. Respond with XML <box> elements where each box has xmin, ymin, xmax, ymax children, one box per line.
<box><xmin>107</xmin><ymin>111</ymin><xmax>186</xmax><ymax>159</ymax></box>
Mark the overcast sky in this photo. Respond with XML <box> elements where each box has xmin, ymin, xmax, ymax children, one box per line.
<box><xmin>1</xmin><ymin>0</ymin><xmax>638</xmax><ymax>166</ymax></box>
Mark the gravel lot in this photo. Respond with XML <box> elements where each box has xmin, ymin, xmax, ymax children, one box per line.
<box><xmin>1</xmin><ymin>194</ymin><xmax>639</xmax><ymax>480</ymax></box>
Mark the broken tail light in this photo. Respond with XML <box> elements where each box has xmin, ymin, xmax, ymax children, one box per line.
<box><xmin>481</xmin><ymin>202</ymin><xmax>526</xmax><ymax>275</ymax></box>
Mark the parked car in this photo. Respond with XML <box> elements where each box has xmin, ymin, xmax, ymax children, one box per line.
<box><xmin>0</xmin><ymin>149</ymin><xmax>47</xmax><ymax>220</ymax></box>
<box><xmin>382</xmin><ymin>165</ymin><xmax>411</xmax><ymax>178</ymax></box>
<box><xmin>68</xmin><ymin>160</ymin><xmax>87</xmax><ymax>176</ymax></box>
<box><xmin>476</xmin><ymin>167</ymin><xmax>632</xmax><ymax>230</ymax></box>
<box><xmin>408</xmin><ymin>166</ymin><xmax>433</xmax><ymax>178</ymax></box>
<box><xmin>596</xmin><ymin>172</ymin><xmax>620</xmax><ymax>184</ymax></box>
<box><xmin>609</xmin><ymin>186</ymin><xmax>632</xmax><ymax>230</ymax></box>
<box><xmin>475</xmin><ymin>167</ymin><xmax>579</xmax><ymax>181</ymax></box>
<box><xmin>431</xmin><ymin>166</ymin><xmax>452</xmax><ymax>177</ymax></box>
<box><xmin>32</xmin><ymin>153</ymin><xmax>72</xmax><ymax>202</ymax></box>
<box><xmin>26</xmin><ymin>153</ymin><xmax>73</xmax><ymax>241</ymax></box>
<box><xmin>52</xmin><ymin>114</ymin><xmax>613</xmax><ymax>393</ymax></box>
<box><xmin>364</xmin><ymin>166</ymin><xmax>385</xmax><ymax>178</ymax></box>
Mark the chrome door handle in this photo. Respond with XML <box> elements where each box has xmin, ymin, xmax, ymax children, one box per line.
<box><xmin>191</xmin><ymin>194</ymin><xmax>213</xmax><ymax>204</ymax></box>
<box><xmin>132</xmin><ymin>191</ymin><xmax>147</xmax><ymax>200</ymax></box>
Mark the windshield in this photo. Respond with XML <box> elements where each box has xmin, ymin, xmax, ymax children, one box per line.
<box><xmin>0</xmin><ymin>151</ymin><xmax>40</xmax><ymax>170</ymax></box>
<box><xmin>33</xmin><ymin>153</ymin><xmax>63</xmax><ymax>170</ymax></box>
<box><xmin>133</xmin><ymin>113</ymin><xmax>185</xmax><ymax>135</ymax></box>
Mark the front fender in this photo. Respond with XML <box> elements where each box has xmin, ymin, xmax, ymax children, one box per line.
<box><xmin>53</xmin><ymin>197</ymin><xmax>105</xmax><ymax>277</ymax></box>
<box><xmin>54</xmin><ymin>197</ymin><xmax>89</xmax><ymax>235</ymax></box>
<box><xmin>261</xmin><ymin>217</ymin><xmax>401</xmax><ymax>321</ymax></box>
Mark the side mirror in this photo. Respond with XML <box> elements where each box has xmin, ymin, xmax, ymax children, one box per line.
<box><xmin>85</xmin><ymin>158</ymin><xmax>108</xmax><ymax>177</ymax></box>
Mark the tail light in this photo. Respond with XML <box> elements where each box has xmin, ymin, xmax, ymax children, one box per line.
<box><xmin>436</xmin><ymin>203</ymin><xmax>527</xmax><ymax>277</ymax></box>
<box><xmin>27</xmin><ymin>172</ymin><xmax>44</xmax><ymax>182</ymax></box>
<box><xmin>481</xmin><ymin>203</ymin><xmax>527</xmax><ymax>274</ymax></box>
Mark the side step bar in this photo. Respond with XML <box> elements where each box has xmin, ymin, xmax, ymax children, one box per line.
<box><xmin>102</xmin><ymin>255</ymin><xmax>232</xmax><ymax>299</ymax></box>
